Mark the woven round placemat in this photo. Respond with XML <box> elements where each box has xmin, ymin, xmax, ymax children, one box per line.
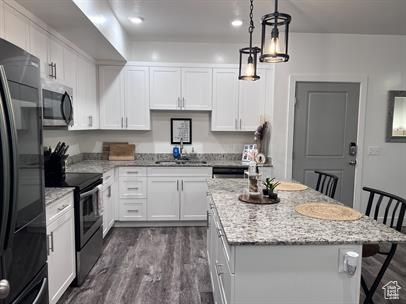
<box><xmin>295</xmin><ymin>202</ymin><xmax>362</xmax><ymax>221</ymax></box>
<box><xmin>276</xmin><ymin>182</ymin><xmax>308</xmax><ymax>191</ymax></box>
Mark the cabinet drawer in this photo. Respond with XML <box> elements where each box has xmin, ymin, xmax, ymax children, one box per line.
<box><xmin>46</xmin><ymin>192</ymin><xmax>74</xmax><ymax>224</ymax></box>
<box><xmin>216</xmin><ymin>234</ymin><xmax>233</xmax><ymax>304</ymax></box>
<box><xmin>119</xmin><ymin>167</ymin><xmax>147</xmax><ymax>177</ymax></box>
<box><xmin>212</xmin><ymin>204</ymin><xmax>233</xmax><ymax>273</ymax></box>
<box><xmin>119</xmin><ymin>177</ymin><xmax>147</xmax><ymax>198</ymax></box>
<box><xmin>119</xmin><ymin>200</ymin><xmax>146</xmax><ymax>221</ymax></box>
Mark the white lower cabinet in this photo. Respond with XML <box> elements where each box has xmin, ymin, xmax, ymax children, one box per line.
<box><xmin>46</xmin><ymin>192</ymin><xmax>75</xmax><ymax>304</ymax></box>
<box><xmin>147</xmin><ymin>177</ymin><xmax>180</xmax><ymax>221</ymax></box>
<box><xmin>101</xmin><ymin>169</ymin><xmax>116</xmax><ymax>238</ymax></box>
<box><xmin>180</xmin><ymin>177</ymin><xmax>208</xmax><ymax>220</ymax></box>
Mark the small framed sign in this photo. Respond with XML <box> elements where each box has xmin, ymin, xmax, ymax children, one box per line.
<box><xmin>171</xmin><ymin>118</ymin><xmax>192</xmax><ymax>144</ymax></box>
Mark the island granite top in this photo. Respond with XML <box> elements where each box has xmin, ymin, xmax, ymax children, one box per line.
<box><xmin>208</xmin><ymin>179</ymin><xmax>406</xmax><ymax>246</ymax></box>
<box><xmin>45</xmin><ymin>187</ymin><xmax>74</xmax><ymax>206</ymax></box>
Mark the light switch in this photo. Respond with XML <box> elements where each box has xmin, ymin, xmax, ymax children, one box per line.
<box><xmin>368</xmin><ymin>146</ymin><xmax>381</xmax><ymax>156</ymax></box>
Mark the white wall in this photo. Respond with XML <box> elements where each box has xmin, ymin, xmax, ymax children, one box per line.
<box><xmin>43</xmin><ymin>111</ymin><xmax>253</xmax><ymax>155</ymax></box>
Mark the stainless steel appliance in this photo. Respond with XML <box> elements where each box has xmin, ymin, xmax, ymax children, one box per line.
<box><xmin>212</xmin><ymin>166</ymin><xmax>246</xmax><ymax>178</ymax></box>
<box><xmin>0</xmin><ymin>38</ymin><xmax>48</xmax><ymax>303</ymax></box>
<box><xmin>42</xmin><ymin>80</ymin><xmax>73</xmax><ymax>127</ymax></box>
<box><xmin>45</xmin><ymin>172</ymin><xmax>103</xmax><ymax>286</ymax></box>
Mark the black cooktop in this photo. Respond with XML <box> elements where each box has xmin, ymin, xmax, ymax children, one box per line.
<box><xmin>46</xmin><ymin>172</ymin><xmax>102</xmax><ymax>191</ymax></box>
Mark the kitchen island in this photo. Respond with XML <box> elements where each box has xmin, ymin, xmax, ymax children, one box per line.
<box><xmin>207</xmin><ymin>179</ymin><xmax>406</xmax><ymax>304</ymax></box>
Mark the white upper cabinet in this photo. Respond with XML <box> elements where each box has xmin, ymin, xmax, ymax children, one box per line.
<box><xmin>3</xmin><ymin>4</ymin><xmax>29</xmax><ymax>50</ymax></box>
<box><xmin>49</xmin><ymin>38</ymin><xmax>64</xmax><ymax>82</ymax></box>
<box><xmin>149</xmin><ymin>67</ymin><xmax>181</xmax><ymax>110</ymax></box>
<box><xmin>238</xmin><ymin>69</ymin><xmax>267</xmax><ymax>131</ymax></box>
<box><xmin>99</xmin><ymin>65</ymin><xmax>125</xmax><ymax>129</ymax></box>
<box><xmin>99</xmin><ymin>65</ymin><xmax>150</xmax><ymax>130</ymax></box>
<box><xmin>29</xmin><ymin>23</ymin><xmax>50</xmax><ymax>79</ymax></box>
<box><xmin>212</xmin><ymin>68</ymin><xmax>271</xmax><ymax>132</ymax></box>
<box><xmin>181</xmin><ymin>68</ymin><xmax>212</xmax><ymax>110</ymax></box>
<box><xmin>211</xmin><ymin>68</ymin><xmax>239</xmax><ymax>131</ymax></box>
<box><xmin>63</xmin><ymin>47</ymin><xmax>76</xmax><ymax>89</ymax></box>
<box><xmin>124</xmin><ymin>66</ymin><xmax>150</xmax><ymax>130</ymax></box>
<box><xmin>72</xmin><ymin>56</ymin><xmax>98</xmax><ymax>130</ymax></box>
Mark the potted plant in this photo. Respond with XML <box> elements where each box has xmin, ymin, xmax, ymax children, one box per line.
<box><xmin>262</xmin><ymin>178</ymin><xmax>280</xmax><ymax>199</ymax></box>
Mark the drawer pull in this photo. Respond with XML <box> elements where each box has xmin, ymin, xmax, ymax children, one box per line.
<box><xmin>127</xmin><ymin>171</ymin><xmax>139</xmax><ymax>174</ymax></box>
<box><xmin>215</xmin><ymin>262</ymin><xmax>224</xmax><ymax>276</ymax></box>
<box><xmin>57</xmin><ymin>204</ymin><xmax>69</xmax><ymax>212</ymax></box>
<box><xmin>127</xmin><ymin>187</ymin><xmax>139</xmax><ymax>190</ymax></box>
<box><xmin>127</xmin><ymin>209</ymin><xmax>139</xmax><ymax>213</ymax></box>
<box><xmin>217</xmin><ymin>228</ymin><xmax>224</xmax><ymax>238</ymax></box>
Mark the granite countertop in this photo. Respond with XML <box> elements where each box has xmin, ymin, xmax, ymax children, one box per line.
<box><xmin>66</xmin><ymin>159</ymin><xmax>271</xmax><ymax>174</ymax></box>
<box><xmin>208</xmin><ymin>179</ymin><xmax>406</xmax><ymax>246</ymax></box>
<box><xmin>45</xmin><ymin>187</ymin><xmax>74</xmax><ymax>206</ymax></box>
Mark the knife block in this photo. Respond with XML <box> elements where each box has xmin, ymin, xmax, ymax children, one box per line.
<box><xmin>44</xmin><ymin>156</ymin><xmax>66</xmax><ymax>183</ymax></box>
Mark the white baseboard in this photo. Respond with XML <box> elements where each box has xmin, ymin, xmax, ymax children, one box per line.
<box><xmin>113</xmin><ymin>221</ymin><xmax>207</xmax><ymax>228</ymax></box>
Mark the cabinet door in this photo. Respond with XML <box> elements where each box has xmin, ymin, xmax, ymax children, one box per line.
<box><xmin>29</xmin><ymin>24</ymin><xmax>50</xmax><ymax>79</ymax></box>
<box><xmin>49</xmin><ymin>38</ymin><xmax>64</xmax><ymax>81</ymax></box>
<box><xmin>149</xmin><ymin>67</ymin><xmax>181</xmax><ymax>110</ymax></box>
<box><xmin>63</xmin><ymin>47</ymin><xmax>76</xmax><ymax>90</ymax></box>
<box><xmin>181</xmin><ymin>68</ymin><xmax>212</xmax><ymax>110</ymax></box>
<box><xmin>180</xmin><ymin>178</ymin><xmax>208</xmax><ymax>220</ymax></box>
<box><xmin>147</xmin><ymin>177</ymin><xmax>180</xmax><ymax>221</ymax></box>
<box><xmin>47</xmin><ymin>209</ymin><xmax>75</xmax><ymax>304</ymax></box>
<box><xmin>71</xmin><ymin>55</ymin><xmax>86</xmax><ymax>130</ymax></box>
<box><xmin>3</xmin><ymin>4</ymin><xmax>29</xmax><ymax>50</ymax></box>
<box><xmin>88</xmin><ymin>62</ymin><xmax>99</xmax><ymax>129</ymax></box>
<box><xmin>211</xmin><ymin>69</ymin><xmax>239</xmax><ymax>131</ymax></box>
<box><xmin>124</xmin><ymin>66</ymin><xmax>150</xmax><ymax>130</ymax></box>
<box><xmin>99</xmin><ymin>65</ymin><xmax>124</xmax><ymax>129</ymax></box>
<box><xmin>239</xmin><ymin>69</ymin><xmax>267</xmax><ymax>131</ymax></box>
<box><xmin>102</xmin><ymin>184</ymin><xmax>114</xmax><ymax>238</ymax></box>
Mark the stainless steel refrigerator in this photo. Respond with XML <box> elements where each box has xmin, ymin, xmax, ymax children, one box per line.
<box><xmin>0</xmin><ymin>38</ymin><xmax>48</xmax><ymax>303</ymax></box>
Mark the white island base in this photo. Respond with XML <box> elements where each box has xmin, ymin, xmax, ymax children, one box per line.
<box><xmin>207</xmin><ymin>204</ymin><xmax>362</xmax><ymax>304</ymax></box>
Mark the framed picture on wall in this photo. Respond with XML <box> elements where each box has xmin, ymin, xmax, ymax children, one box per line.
<box><xmin>171</xmin><ymin>118</ymin><xmax>192</xmax><ymax>144</ymax></box>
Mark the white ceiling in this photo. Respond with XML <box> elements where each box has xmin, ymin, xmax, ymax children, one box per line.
<box><xmin>109</xmin><ymin>0</ymin><xmax>406</xmax><ymax>42</ymax></box>
<box><xmin>16</xmin><ymin>0</ymin><xmax>125</xmax><ymax>61</ymax></box>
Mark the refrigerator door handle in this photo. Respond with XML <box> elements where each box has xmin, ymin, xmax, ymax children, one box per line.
<box><xmin>0</xmin><ymin>66</ymin><xmax>18</xmax><ymax>253</ymax></box>
<box><xmin>0</xmin><ymin>73</ymin><xmax>11</xmax><ymax>255</ymax></box>
<box><xmin>32</xmin><ymin>278</ymin><xmax>47</xmax><ymax>304</ymax></box>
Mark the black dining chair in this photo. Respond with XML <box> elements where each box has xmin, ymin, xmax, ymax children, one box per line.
<box><xmin>361</xmin><ymin>187</ymin><xmax>406</xmax><ymax>304</ymax></box>
<box><xmin>314</xmin><ymin>171</ymin><xmax>339</xmax><ymax>198</ymax></box>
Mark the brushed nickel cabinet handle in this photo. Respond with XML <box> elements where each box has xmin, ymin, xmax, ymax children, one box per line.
<box><xmin>240</xmin><ymin>118</ymin><xmax>242</xmax><ymax>129</ymax></box>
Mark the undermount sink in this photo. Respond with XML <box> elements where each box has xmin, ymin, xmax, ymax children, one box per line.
<box><xmin>154</xmin><ymin>160</ymin><xmax>208</xmax><ymax>165</ymax></box>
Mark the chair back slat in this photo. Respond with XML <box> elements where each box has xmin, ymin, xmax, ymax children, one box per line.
<box><xmin>314</xmin><ymin>171</ymin><xmax>339</xmax><ymax>199</ymax></box>
<box><xmin>363</xmin><ymin>187</ymin><xmax>406</xmax><ymax>232</ymax></box>
<box><xmin>382</xmin><ymin>198</ymin><xmax>393</xmax><ymax>225</ymax></box>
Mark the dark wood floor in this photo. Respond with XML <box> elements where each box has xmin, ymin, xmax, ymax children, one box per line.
<box><xmin>361</xmin><ymin>243</ymin><xmax>406</xmax><ymax>304</ymax></box>
<box><xmin>58</xmin><ymin>227</ymin><xmax>214</xmax><ymax>304</ymax></box>
<box><xmin>59</xmin><ymin>227</ymin><xmax>405</xmax><ymax>304</ymax></box>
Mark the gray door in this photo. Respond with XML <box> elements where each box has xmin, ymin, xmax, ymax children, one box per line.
<box><xmin>292</xmin><ymin>82</ymin><xmax>360</xmax><ymax>206</ymax></box>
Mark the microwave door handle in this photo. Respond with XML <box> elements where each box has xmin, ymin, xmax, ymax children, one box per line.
<box><xmin>61</xmin><ymin>92</ymin><xmax>73</xmax><ymax>126</ymax></box>
<box><xmin>0</xmin><ymin>66</ymin><xmax>18</xmax><ymax>254</ymax></box>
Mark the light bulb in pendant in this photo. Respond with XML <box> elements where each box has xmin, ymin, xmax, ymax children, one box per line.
<box><xmin>245</xmin><ymin>62</ymin><xmax>255</xmax><ymax>77</ymax></box>
<box><xmin>269</xmin><ymin>37</ymin><xmax>280</xmax><ymax>55</ymax></box>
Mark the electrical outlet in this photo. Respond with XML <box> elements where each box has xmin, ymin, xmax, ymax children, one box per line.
<box><xmin>368</xmin><ymin>146</ymin><xmax>381</xmax><ymax>156</ymax></box>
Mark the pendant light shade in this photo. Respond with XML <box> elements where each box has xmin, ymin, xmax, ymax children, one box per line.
<box><xmin>260</xmin><ymin>0</ymin><xmax>291</xmax><ymax>63</ymax></box>
<box><xmin>239</xmin><ymin>0</ymin><xmax>260</xmax><ymax>81</ymax></box>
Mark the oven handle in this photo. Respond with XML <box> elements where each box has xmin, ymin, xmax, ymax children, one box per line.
<box><xmin>80</xmin><ymin>186</ymin><xmax>99</xmax><ymax>199</ymax></box>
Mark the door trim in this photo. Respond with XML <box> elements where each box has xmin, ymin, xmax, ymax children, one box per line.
<box><xmin>286</xmin><ymin>74</ymin><xmax>368</xmax><ymax>211</ymax></box>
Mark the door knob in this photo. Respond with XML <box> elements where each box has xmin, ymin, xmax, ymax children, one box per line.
<box><xmin>349</xmin><ymin>160</ymin><xmax>357</xmax><ymax>166</ymax></box>
<box><xmin>0</xmin><ymin>279</ymin><xmax>10</xmax><ymax>299</ymax></box>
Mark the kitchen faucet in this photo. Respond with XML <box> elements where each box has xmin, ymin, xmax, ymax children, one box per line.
<box><xmin>180</xmin><ymin>137</ymin><xmax>184</xmax><ymax>157</ymax></box>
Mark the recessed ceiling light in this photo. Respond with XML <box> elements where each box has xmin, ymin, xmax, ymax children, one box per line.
<box><xmin>231</xmin><ymin>19</ymin><xmax>243</xmax><ymax>27</ymax></box>
<box><xmin>129</xmin><ymin>17</ymin><xmax>144</xmax><ymax>24</ymax></box>
<box><xmin>89</xmin><ymin>15</ymin><xmax>106</xmax><ymax>25</ymax></box>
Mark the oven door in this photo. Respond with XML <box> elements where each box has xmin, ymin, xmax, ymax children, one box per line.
<box><xmin>42</xmin><ymin>89</ymin><xmax>73</xmax><ymax>127</ymax></box>
<box><xmin>78</xmin><ymin>185</ymin><xmax>102</xmax><ymax>248</ymax></box>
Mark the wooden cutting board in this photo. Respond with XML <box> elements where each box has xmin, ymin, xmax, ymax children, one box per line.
<box><xmin>108</xmin><ymin>144</ymin><xmax>135</xmax><ymax>161</ymax></box>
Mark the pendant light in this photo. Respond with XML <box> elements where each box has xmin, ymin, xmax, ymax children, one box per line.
<box><xmin>238</xmin><ymin>0</ymin><xmax>260</xmax><ymax>81</ymax></box>
<box><xmin>260</xmin><ymin>0</ymin><xmax>291</xmax><ymax>63</ymax></box>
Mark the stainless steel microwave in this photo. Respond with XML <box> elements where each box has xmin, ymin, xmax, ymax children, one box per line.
<box><xmin>42</xmin><ymin>80</ymin><xmax>73</xmax><ymax>127</ymax></box>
